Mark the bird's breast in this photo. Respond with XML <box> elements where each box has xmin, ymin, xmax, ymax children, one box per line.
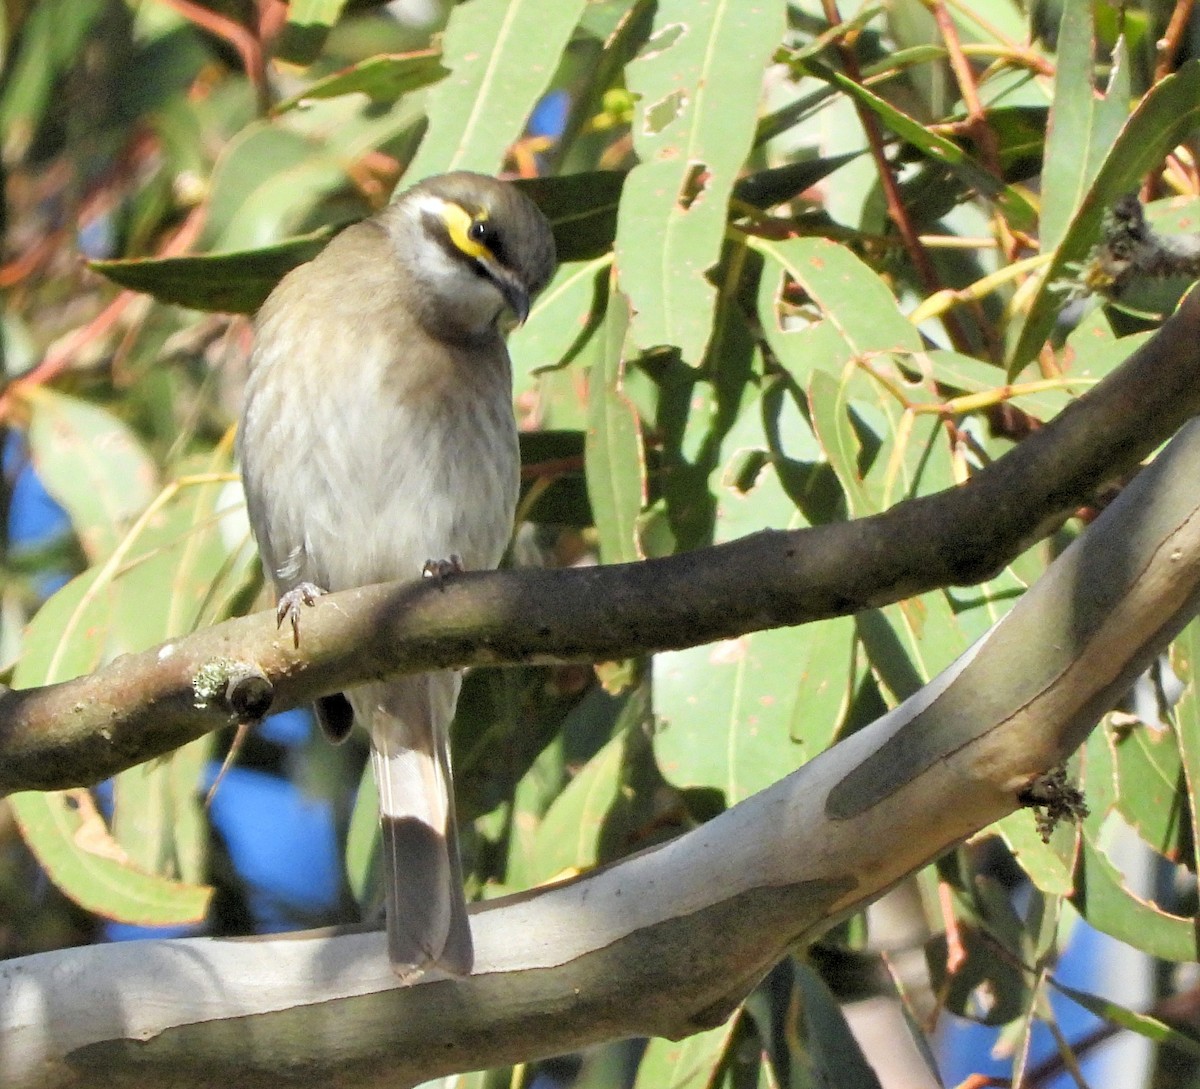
<box><xmin>241</xmin><ymin>319</ymin><xmax>519</xmax><ymax>594</ymax></box>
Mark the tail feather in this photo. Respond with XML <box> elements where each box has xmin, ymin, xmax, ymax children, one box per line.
<box><xmin>354</xmin><ymin>672</ymin><xmax>473</xmax><ymax>981</ymax></box>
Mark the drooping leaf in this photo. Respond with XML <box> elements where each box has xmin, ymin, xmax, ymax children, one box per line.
<box><xmin>1050</xmin><ymin>977</ymin><xmax>1200</xmax><ymax>1058</ymax></box>
<box><xmin>1073</xmin><ymin>833</ymin><xmax>1199</xmax><ymax>961</ymax></box>
<box><xmin>795</xmin><ymin>962</ymin><xmax>885</xmax><ymax>1089</ymax></box>
<box><xmin>525</xmin><ymin>730</ymin><xmax>624</xmax><ymax>884</ymax></box>
<box><xmin>509</xmin><ymin>256</ymin><xmax>610</xmax><ymax>394</ymax></box>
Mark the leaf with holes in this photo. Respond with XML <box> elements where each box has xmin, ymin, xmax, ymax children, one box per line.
<box><xmin>615</xmin><ymin>0</ymin><xmax>786</xmax><ymax>364</ymax></box>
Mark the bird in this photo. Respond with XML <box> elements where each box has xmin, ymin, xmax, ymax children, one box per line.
<box><xmin>237</xmin><ymin>171</ymin><xmax>556</xmax><ymax>980</ymax></box>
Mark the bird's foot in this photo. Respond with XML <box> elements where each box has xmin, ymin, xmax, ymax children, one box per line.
<box><xmin>276</xmin><ymin>581</ymin><xmax>325</xmax><ymax>648</ymax></box>
<box><xmin>422</xmin><ymin>555</ymin><xmax>464</xmax><ymax>588</ymax></box>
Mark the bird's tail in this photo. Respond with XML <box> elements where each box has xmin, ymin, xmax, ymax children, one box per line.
<box><xmin>352</xmin><ymin>672</ymin><xmax>473</xmax><ymax>982</ymax></box>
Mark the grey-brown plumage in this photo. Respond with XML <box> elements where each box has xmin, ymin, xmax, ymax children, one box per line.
<box><xmin>238</xmin><ymin>172</ymin><xmax>555</xmax><ymax>980</ymax></box>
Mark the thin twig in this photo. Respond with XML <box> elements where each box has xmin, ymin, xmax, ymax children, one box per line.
<box><xmin>821</xmin><ymin>0</ymin><xmax>973</xmax><ymax>355</ymax></box>
<box><xmin>1155</xmin><ymin>0</ymin><xmax>1197</xmax><ymax>82</ymax></box>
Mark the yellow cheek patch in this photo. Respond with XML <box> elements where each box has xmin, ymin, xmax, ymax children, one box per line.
<box><xmin>442</xmin><ymin>202</ymin><xmax>492</xmax><ymax>261</ymax></box>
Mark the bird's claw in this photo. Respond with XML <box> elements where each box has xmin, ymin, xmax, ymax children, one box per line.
<box><xmin>276</xmin><ymin>581</ymin><xmax>325</xmax><ymax>648</ymax></box>
<box><xmin>422</xmin><ymin>555</ymin><xmax>465</xmax><ymax>587</ymax></box>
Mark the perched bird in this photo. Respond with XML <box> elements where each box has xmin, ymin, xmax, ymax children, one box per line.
<box><xmin>237</xmin><ymin>172</ymin><xmax>556</xmax><ymax>980</ymax></box>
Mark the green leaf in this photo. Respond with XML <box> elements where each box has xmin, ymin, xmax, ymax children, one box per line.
<box><xmin>1050</xmin><ymin>977</ymin><xmax>1200</xmax><ymax>1057</ymax></box>
<box><xmin>7</xmin><ymin>790</ymin><xmax>211</xmax><ymax>925</ymax></box>
<box><xmin>802</xmin><ymin>59</ymin><xmax>1037</xmax><ymax>232</ymax></box>
<box><xmin>516</xmin><ymin>171</ymin><xmax>626</xmax><ymax>263</ymax></box>
<box><xmin>14</xmin><ymin>568</ymin><xmax>110</xmax><ymax>686</ymax></box>
<box><xmin>808</xmin><ymin>368</ymin><xmax>928</xmax><ymax>518</ymax></box>
<box><xmin>925</xmin><ymin>348</ymin><xmax>1082</xmax><ymax>422</ymax></box>
<box><xmin>25</xmin><ymin>388</ymin><xmax>158</xmax><ymax>561</ymax></box>
<box><xmin>405</xmin><ymin>0</ymin><xmax>588</xmax><ymax>179</ymax></box>
<box><xmin>8</xmin><ymin>465</ymin><xmax>241</xmax><ymax>923</ymax></box>
<box><xmin>586</xmin><ymin>287</ymin><xmax>646</xmax><ymax>563</ymax></box>
<box><xmin>0</xmin><ymin>0</ymin><xmax>105</xmax><ymax>162</ymax></box>
<box><xmin>795</xmin><ymin>961</ymin><xmax>884</xmax><ymax>1088</ymax></box>
<box><xmin>753</xmin><ymin>236</ymin><xmax>923</xmax><ymax>380</ymax></box>
<box><xmin>274</xmin><ymin>0</ymin><xmax>352</xmax><ymax>65</ymax></box>
<box><xmin>1170</xmin><ymin>616</ymin><xmax>1200</xmax><ymax>873</ymax></box>
<box><xmin>1074</xmin><ymin>833</ymin><xmax>1199</xmax><ymax>961</ymax></box>
<box><xmin>1008</xmin><ymin>60</ymin><xmax>1200</xmax><ymax>372</ymax></box>
<box><xmin>653</xmin><ymin>620</ymin><xmax>854</xmax><ymax>803</ymax></box>
<box><xmin>995</xmin><ymin>806</ymin><xmax>1077</xmax><ymax>897</ymax></box>
<box><xmin>510</xmin><ymin>256</ymin><xmax>610</xmax><ymax>395</ymax></box>
<box><xmin>10</xmin><ymin>571</ymin><xmax>212</xmax><ymax>925</ymax></box>
<box><xmin>274</xmin><ymin>50</ymin><xmax>449</xmax><ymax>113</ymax></box>
<box><xmin>285</xmin><ymin>0</ymin><xmax>348</xmax><ymax>22</ymax></box>
<box><xmin>1110</xmin><ymin>726</ymin><xmax>1189</xmax><ymax>860</ymax></box>
<box><xmin>346</xmin><ymin>764</ymin><xmax>380</xmax><ymax>909</ymax></box>
<box><xmin>614</xmin><ymin>0</ymin><xmax>787</xmax><ymax>363</ymax></box>
<box><xmin>500</xmin><ymin>734</ymin><xmax>567</xmax><ymax>893</ymax></box>
<box><xmin>105</xmin><ymin>468</ymin><xmax>238</xmax><ymax>879</ymax></box>
<box><xmin>807</xmin><ymin>368</ymin><xmax>869</xmax><ymax>511</ymax></box>
<box><xmin>857</xmin><ymin>592</ymin><xmax>966</xmax><ymax>705</ymax></box>
<box><xmin>1040</xmin><ymin>5</ymin><xmax>1130</xmax><ymax>251</ymax></box>
<box><xmin>632</xmin><ymin>1015</ymin><xmax>741</xmax><ymax>1089</ymax></box>
<box><xmin>732</xmin><ymin>154</ymin><xmax>862</xmax><ymax>210</ymax></box>
<box><xmin>111</xmin><ymin>740</ymin><xmax>211</xmax><ymax>882</ymax></box>
<box><xmin>203</xmin><ymin>124</ymin><xmax>350</xmax><ymax>251</ymax></box>
<box><xmin>714</xmin><ymin>453</ymin><xmax>811</xmax><ymax>544</ymax></box>
<box><xmin>525</xmin><ymin>730</ymin><xmax>624</xmax><ymax>884</ymax></box>
<box><xmin>90</xmin><ymin>229</ymin><xmax>335</xmax><ymax>314</ymax></box>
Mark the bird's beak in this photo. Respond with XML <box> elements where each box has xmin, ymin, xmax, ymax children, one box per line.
<box><xmin>486</xmin><ymin>262</ymin><xmax>531</xmax><ymax>325</ymax></box>
<box><xmin>505</xmin><ymin>282</ymin><xmax>531</xmax><ymax>325</ymax></box>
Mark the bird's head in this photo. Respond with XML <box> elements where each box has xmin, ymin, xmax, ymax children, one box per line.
<box><xmin>384</xmin><ymin>171</ymin><xmax>557</xmax><ymax>343</ymax></box>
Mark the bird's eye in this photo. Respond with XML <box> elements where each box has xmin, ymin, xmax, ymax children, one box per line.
<box><xmin>468</xmin><ymin>219</ymin><xmax>489</xmax><ymax>243</ymax></box>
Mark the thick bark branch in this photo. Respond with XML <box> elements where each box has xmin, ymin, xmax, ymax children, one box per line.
<box><xmin>5</xmin><ymin>406</ymin><xmax>1200</xmax><ymax>1089</ymax></box>
<box><xmin>3</xmin><ymin>288</ymin><xmax>1200</xmax><ymax>793</ymax></box>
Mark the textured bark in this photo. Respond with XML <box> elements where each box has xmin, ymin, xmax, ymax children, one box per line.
<box><xmin>4</xmin><ymin>411</ymin><xmax>1200</xmax><ymax>1089</ymax></box>
<box><xmin>3</xmin><ymin>288</ymin><xmax>1200</xmax><ymax>794</ymax></box>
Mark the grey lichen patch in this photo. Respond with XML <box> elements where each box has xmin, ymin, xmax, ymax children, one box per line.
<box><xmin>192</xmin><ymin>658</ymin><xmax>241</xmax><ymax>709</ymax></box>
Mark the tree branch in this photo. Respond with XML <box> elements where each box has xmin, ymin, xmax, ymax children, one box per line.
<box><xmin>5</xmin><ymin>407</ymin><xmax>1200</xmax><ymax>1089</ymax></box>
<box><xmin>3</xmin><ymin>289</ymin><xmax>1200</xmax><ymax>793</ymax></box>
